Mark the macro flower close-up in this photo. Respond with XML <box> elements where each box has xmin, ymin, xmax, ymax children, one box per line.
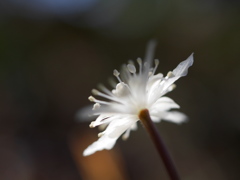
<box><xmin>1</xmin><ymin>0</ymin><xmax>240</xmax><ymax>179</ymax></box>
<box><xmin>83</xmin><ymin>42</ymin><xmax>194</xmax><ymax>156</ymax></box>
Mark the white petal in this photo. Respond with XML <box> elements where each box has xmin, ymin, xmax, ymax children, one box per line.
<box><xmin>146</xmin><ymin>73</ymin><xmax>163</xmax><ymax>97</ymax></box>
<box><xmin>147</xmin><ymin>79</ymin><xmax>164</xmax><ymax>104</ymax></box>
<box><xmin>151</xmin><ymin>97</ymin><xmax>180</xmax><ymax>112</ymax></box>
<box><xmin>122</xmin><ymin>122</ymin><xmax>138</xmax><ymax>140</ymax></box>
<box><xmin>91</xmin><ymin>114</ymin><xmax>119</xmax><ymax>127</ymax></box>
<box><xmin>162</xmin><ymin>111</ymin><xmax>188</xmax><ymax>124</ymax></box>
<box><xmin>83</xmin><ymin>116</ymin><xmax>137</xmax><ymax>156</ymax></box>
<box><xmin>130</xmin><ymin>122</ymin><xmax>138</xmax><ymax>130</ymax></box>
<box><xmin>160</xmin><ymin>53</ymin><xmax>194</xmax><ymax>94</ymax></box>
<box><xmin>122</xmin><ymin>128</ymin><xmax>131</xmax><ymax>140</ymax></box>
<box><xmin>150</xmin><ymin>115</ymin><xmax>162</xmax><ymax>122</ymax></box>
<box><xmin>172</xmin><ymin>53</ymin><xmax>194</xmax><ymax>77</ymax></box>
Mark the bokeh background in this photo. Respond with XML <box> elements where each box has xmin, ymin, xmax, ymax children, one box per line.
<box><xmin>1</xmin><ymin>0</ymin><xmax>240</xmax><ymax>180</ymax></box>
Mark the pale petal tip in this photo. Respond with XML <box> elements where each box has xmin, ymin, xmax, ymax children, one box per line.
<box><xmin>83</xmin><ymin>148</ymin><xmax>92</xmax><ymax>156</ymax></box>
<box><xmin>188</xmin><ymin>53</ymin><xmax>194</xmax><ymax>64</ymax></box>
<box><xmin>163</xmin><ymin>111</ymin><xmax>188</xmax><ymax>124</ymax></box>
<box><xmin>172</xmin><ymin>53</ymin><xmax>194</xmax><ymax>77</ymax></box>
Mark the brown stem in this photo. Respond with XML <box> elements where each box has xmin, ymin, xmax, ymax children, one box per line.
<box><xmin>139</xmin><ymin>109</ymin><xmax>180</xmax><ymax>180</ymax></box>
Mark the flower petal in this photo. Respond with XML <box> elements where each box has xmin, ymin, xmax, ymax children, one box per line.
<box><xmin>83</xmin><ymin>115</ymin><xmax>138</xmax><ymax>156</ymax></box>
<box><xmin>151</xmin><ymin>96</ymin><xmax>180</xmax><ymax>112</ymax></box>
<box><xmin>161</xmin><ymin>53</ymin><xmax>194</xmax><ymax>94</ymax></box>
<box><xmin>91</xmin><ymin>114</ymin><xmax>120</xmax><ymax>127</ymax></box>
<box><xmin>162</xmin><ymin>111</ymin><xmax>188</xmax><ymax>124</ymax></box>
<box><xmin>173</xmin><ymin>53</ymin><xmax>194</xmax><ymax>77</ymax></box>
<box><xmin>150</xmin><ymin>115</ymin><xmax>162</xmax><ymax>122</ymax></box>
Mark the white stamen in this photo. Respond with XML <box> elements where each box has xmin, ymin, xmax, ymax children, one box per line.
<box><xmin>92</xmin><ymin>89</ymin><xmax>100</xmax><ymax>95</ymax></box>
<box><xmin>93</xmin><ymin>88</ymin><xmax>123</xmax><ymax>103</ymax></box>
<box><xmin>98</xmin><ymin>84</ymin><xmax>112</xmax><ymax>95</ymax></box>
<box><xmin>88</xmin><ymin>96</ymin><xmax>96</xmax><ymax>102</ymax></box>
<box><xmin>168</xmin><ymin>84</ymin><xmax>176</xmax><ymax>91</ymax></box>
<box><xmin>89</xmin><ymin>121</ymin><xmax>95</xmax><ymax>128</ymax></box>
<box><xmin>137</xmin><ymin>57</ymin><xmax>142</xmax><ymax>65</ymax></box>
<box><xmin>88</xmin><ymin>96</ymin><xmax>110</xmax><ymax>105</ymax></box>
<box><xmin>127</xmin><ymin>64</ymin><xmax>136</xmax><ymax>74</ymax></box>
<box><xmin>128</xmin><ymin>60</ymin><xmax>134</xmax><ymax>65</ymax></box>
<box><xmin>166</xmin><ymin>71</ymin><xmax>174</xmax><ymax>78</ymax></box>
<box><xmin>113</xmin><ymin>69</ymin><xmax>122</xmax><ymax>83</ymax></box>
<box><xmin>112</xmin><ymin>82</ymin><xmax>131</xmax><ymax>97</ymax></box>
<box><xmin>137</xmin><ymin>57</ymin><xmax>142</xmax><ymax>74</ymax></box>
<box><xmin>112</xmin><ymin>89</ymin><xmax>116</xmax><ymax>95</ymax></box>
<box><xmin>98</xmin><ymin>132</ymin><xmax>104</xmax><ymax>137</ymax></box>
<box><xmin>93</xmin><ymin>103</ymin><xmax>101</xmax><ymax>110</ymax></box>
<box><xmin>113</xmin><ymin>69</ymin><xmax>120</xmax><ymax>76</ymax></box>
<box><xmin>121</xmin><ymin>64</ymin><xmax>131</xmax><ymax>79</ymax></box>
<box><xmin>152</xmin><ymin>59</ymin><xmax>159</xmax><ymax>75</ymax></box>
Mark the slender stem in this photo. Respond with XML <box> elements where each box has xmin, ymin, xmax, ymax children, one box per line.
<box><xmin>139</xmin><ymin>109</ymin><xmax>180</xmax><ymax>180</ymax></box>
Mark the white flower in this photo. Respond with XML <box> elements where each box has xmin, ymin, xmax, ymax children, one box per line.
<box><xmin>82</xmin><ymin>43</ymin><xmax>194</xmax><ymax>156</ymax></box>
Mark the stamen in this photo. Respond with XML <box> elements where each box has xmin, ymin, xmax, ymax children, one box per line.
<box><xmin>120</xmin><ymin>64</ymin><xmax>131</xmax><ymax>80</ymax></box>
<box><xmin>88</xmin><ymin>96</ymin><xmax>96</xmax><ymax>102</ymax></box>
<box><xmin>127</xmin><ymin>64</ymin><xmax>136</xmax><ymax>74</ymax></box>
<box><xmin>89</xmin><ymin>121</ymin><xmax>95</xmax><ymax>128</ymax></box>
<box><xmin>92</xmin><ymin>89</ymin><xmax>100</xmax><ymax>95</ymax></box>
<box><xmin>166</xmin><ymin>71</ymin><xmax>174</xmax><ymax>78</ymax></box>
<box><xmin>137</xmin><ymin>57</ymin><xmax>142</xmax><ymax>74</ymax></box>
<box><xmin>98</xmin><ymin>132</ymin><xmax>105</xmax><ymax>137</ymax></box>
<box><xmin>128</xmin><ymin>60</ymin><xmax>134</xmax><ymax>65</ymax></box>
<box><xmin>112</xmin><ymin>89</ymin><xmax>116</xmax><ymax>95</ymax></box>
<box><xmin>88</xmin><ymin>96</ymin><xmax>110</xmax><ymax>105</ymax></box>
<box><xmin>152</xmin><ymin>59</ymin><xmax>159</xmax><ymax>75</ymax></box>
<box><xmin>168</xmin><ymin>84</ymin><xmax>176</xmax><ymax>91</ymax></box>
<box><xmin>143</xmin><ymin>61</ymin><xmax>151</xmax><ymax>74</ymax></box>
<box><xmin>113</xmin><ymin>69</ymin><xmax>122</xmax><ymax>83</ymax></box>
<box><xmin>113</xmin><ymin>69</ymin><xmax>120</xmax><ymax>76</ymax></box>
<box><xmin>92</xmin><ymin>103</ymin><xmax>101</xmax><ymax>110</ymax></box>
<box><xmin>98</xmin><ymin>84</ymin><xmax>112</xmax><ymax>95</ymax></box>
<box><xmin>93</xmin><ymin>88</ymin><xmax>123</xmax><ymax>103</ymax></box>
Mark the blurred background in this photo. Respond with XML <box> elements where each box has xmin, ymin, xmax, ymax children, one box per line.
<box><xmin>0</xmin><ymin>0</ymin><xmax>240</xmax><ymax>180</ymax></box>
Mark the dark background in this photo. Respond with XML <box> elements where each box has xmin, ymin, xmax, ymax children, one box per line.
<box><xmin>0</xmin><ymin>0</ymin><xmax>240</xmax><ymax>180</ymax></box>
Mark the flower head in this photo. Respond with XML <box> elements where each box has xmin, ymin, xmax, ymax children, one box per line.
<box><xmin>82</xmin><ymin>42</ymin><xmax>194</xmax><ymax>156</ymax></box>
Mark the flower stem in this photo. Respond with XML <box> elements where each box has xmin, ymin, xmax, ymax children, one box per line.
<box><xmin>139</xmin><ymin>109</ymin><xmax>180</xmax><ymax>180</ymax></box>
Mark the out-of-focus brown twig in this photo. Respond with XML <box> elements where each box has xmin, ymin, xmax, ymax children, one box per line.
<box><xmin>69</xmin><ymin>129</ymin><xmax>129</xmax><ymax>180</ymax></box>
